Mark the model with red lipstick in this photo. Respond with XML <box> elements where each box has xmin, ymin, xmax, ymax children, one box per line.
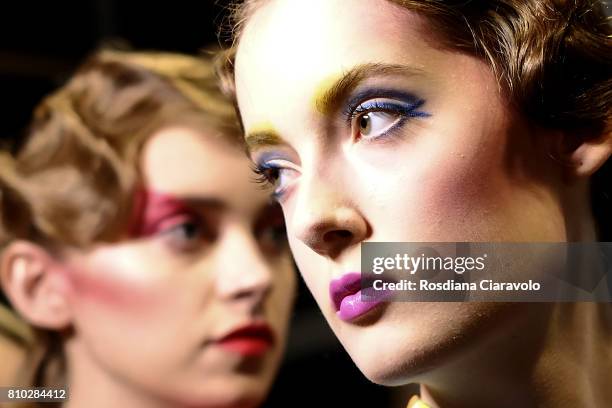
<box><xmin>219</xmin><ymin>0</ymin><xmax>612</xmax><ymax>407</ymax></box>
<box><xmin>0</xmin><ymin>49</ymin><xmax>296</xmax><ymax>408</ymax></box>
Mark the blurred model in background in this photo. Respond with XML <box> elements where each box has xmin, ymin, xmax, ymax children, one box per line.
<box><xmin>0</xmin><ymin>49</ymin><xmax>296</xmax><ymax>408</ymax></box>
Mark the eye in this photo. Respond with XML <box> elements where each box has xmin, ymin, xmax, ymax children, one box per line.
<box><xmin>255</xmin><ymin>203</ymin><xmax>288</xmax><ymax>255</ymax></box>
<box><xmin>357</xmin><ymin>111</ymin><xmax>403</xmax><ymax>140</ymax></box>
<box><xmin>252</xmin><ymin>159</ymin><xmax>299</xmax><ymax>201</ymax></box>
<box><xmin>158</xmin><ymin>215</ymin><xmax>208</xmax><ymax>252</ymax></box>
<box><xmin>258</xmin><ymin>222</ymin><xmax>288</xmax><ymax>254</ymax></box>
<box><xmin>253</xmin><ymin>164</ymin><xmax>280</xmax><ymax>186</ymax></box>
<box><xmin>347</xmin><ymin>96</ymin><xmax>429</xmax><ymax>142</ymax></box>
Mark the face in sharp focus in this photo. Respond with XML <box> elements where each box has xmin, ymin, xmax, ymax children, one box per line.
<box><xmin>235</xmin><ymin>0</ymin><xmax>569</xmax><ymax>384</ymax></box>
<box><xmin>61</xmin><ymin>126</ymin><xmax>296</xmax><ymax>407</ymax></box>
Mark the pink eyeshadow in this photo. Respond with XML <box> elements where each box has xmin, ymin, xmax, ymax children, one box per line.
<box><xmin>128</xmin><ymin>188</ymin><xmax>195</xmax><ymax>238</ymax></box>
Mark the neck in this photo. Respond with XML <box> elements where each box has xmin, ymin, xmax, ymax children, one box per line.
<box><xmin>61</xmin><ymin>338</ymin><xmax>178</xmax><ymax>408</ymax></box>
<box><xmin>419</xmin><ymin>302</ymin><xmax>612</xmax><ymax>407</ymax></box>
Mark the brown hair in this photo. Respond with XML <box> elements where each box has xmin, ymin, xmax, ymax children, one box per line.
<box><xmin>0</xmin><ymin>49</ymin><xmax>241</xmax><ymax>397</ymax></box>
<box><xmin>217</xmin><ymin>0</ymin><xmax>612</xmax><ymax>237</ymax></box>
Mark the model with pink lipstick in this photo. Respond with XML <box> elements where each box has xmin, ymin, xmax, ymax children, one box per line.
<box><xmin>219</xmin><ymin>0</ymin><xmax>612</xmax><ymax>406</ymax></box>
<box><xmin>0</xmin><ymin>50</ymin><xmax>296</xmax><ymax>408</ymax></box>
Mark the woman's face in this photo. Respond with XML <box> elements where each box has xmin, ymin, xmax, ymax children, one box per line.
<box><xmin>234</xmin><ymin>0</ymin><xmax>570</xmax><ymax>384</ymax></box>
<box><xmin>62</xmin><ymin>126</ymin><xmax>296</xmax><ymax>407</ymax></box>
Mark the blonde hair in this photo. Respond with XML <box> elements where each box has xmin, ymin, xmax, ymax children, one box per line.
<box><xmin>1</xmin><ymin>49</ymin><xmax>239</xmax><ymax>249</ymax></box>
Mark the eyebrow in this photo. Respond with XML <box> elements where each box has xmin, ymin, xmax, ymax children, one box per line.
<box><xmin>245</xmin><ymin>130</ymin><xmax>285</xmax><ymax>152</ymax></box>
<box><xmin>244</xmin><ymin>62</ymin><xmax>425</xmax><ymax>153</ymax></box>
<box><xmin>314</xmin><ymin>62</ymin><xmax>425</xmax><ymax>115</ymax></box>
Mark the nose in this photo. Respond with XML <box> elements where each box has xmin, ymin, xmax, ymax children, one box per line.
<box><xmin>215</xmin><ymin>228</ymin><xmax>272</xmax><ymax>308</ymax></box>
<box><xmin>292</xmin><ymin>174</ymin><xmax>369</xmax><ymax>259</ymax></box>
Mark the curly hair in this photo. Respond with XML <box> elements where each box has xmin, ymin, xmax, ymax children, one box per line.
<box><xmin>0</xmin><ymin>49</ymin><xmax>241</xmax><ymax>399</ymax></box>
<box><xmin>217</xmin><ymin>0</ymin><xmax>612</xmax><ymax>238</ymax></box>
<box><xmin>0</xmin><ymin>49</ymin><xmax>240</xmax><ymax>249</ymax></box>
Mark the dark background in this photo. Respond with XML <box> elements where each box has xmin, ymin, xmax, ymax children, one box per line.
<box><xmin>0</xmin><ymin>1</ymin><xmax>412</xmax><ymax>406</ymax></box>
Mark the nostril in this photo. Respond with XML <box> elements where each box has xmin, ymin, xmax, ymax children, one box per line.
<box><xmin>336</xmin><ymin>230</ymin><xmax>353</xmax><ymax>238</ymax></box>
<box><xmin>323</xmin><ymin>229</ymin><xmax>354</xmax><ymax>243</ymax></box>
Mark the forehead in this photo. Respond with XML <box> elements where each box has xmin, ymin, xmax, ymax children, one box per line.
<box><xmin>234</xmin><ymin>0</ymin><xmax>438</xmax><ymax>127</ymax></box>
<box><xmin>140</xmin><ymin>126</ymin><xmax>270</xmax><ymax>214</ymax></box>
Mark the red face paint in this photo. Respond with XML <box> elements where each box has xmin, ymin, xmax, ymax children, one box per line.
<box><xmin>63</xmin><ymin>188</ymin><xmax>198</xmax><ymax>309</ymax></box>
<box><xmin>128</xmin><ymin>188</ymin><xmax>198</xmax><ymax>238</ymax></box>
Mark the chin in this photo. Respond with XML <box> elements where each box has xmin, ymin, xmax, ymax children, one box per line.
<box><xmin>168</xmin><ymin>374</ymin><xmax>272</xmax><ymax>408</ymax></box>
<box><xmin>178</xmin><ymin>389</ymin><xmax>265</xmax><ymax>408</ymax></box>
<box><xmin>344</xmin><ymin>336</ymin><xmax>437</xmax><ymax>387</ymax></box>
<box><xmin>337</xmin><ymin>302</ymin><xmax>521</xmax><ymax>386</ymax></box>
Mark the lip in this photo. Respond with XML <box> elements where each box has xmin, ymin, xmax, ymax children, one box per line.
<box><xmin>215</xmin><ymin>323</ymin><xmax>276</xmax><ymax>357</ymax></box>
<box><xmin>329</xmin><ymin>272</ymin><xmax>388</xmax><ymax>322</ymax></box>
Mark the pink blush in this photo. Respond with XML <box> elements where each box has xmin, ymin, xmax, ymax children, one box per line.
<box><xmin>63</xmin><ymin>265</ymin><xmax>154</xmax><ymax>310</ymax></box>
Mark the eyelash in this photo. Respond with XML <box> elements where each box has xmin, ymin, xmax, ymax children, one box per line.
<box><xmin>251</xmin><ymin>163</ymin><xmax>284</xmax><ymax>201</ymax></box>
<box><xmin>251</xmin><ymin>94</ymin><xmax>429</xmax><ymax>199</ymax></box>
<box><xmin>158</xmin><ymin>215</ymin><xmax>208</xmax><ymax>252</ymax></box>
<box><xmin>346</xmin><ymin>99</ymin><xmax>428</xmax><ymax>140</ymax></box>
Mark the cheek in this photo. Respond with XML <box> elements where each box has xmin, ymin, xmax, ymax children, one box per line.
<box><xmin>287</xmin><ymin>236</ymin><xmax>333</xmax><ymax>307</ymax></box>
<box><xmin>62</xmin><ymin>251</ymin><xmax>178</xmax><ymax>318</ymax></box>
<box><xmin>359</xmin><ymin>107</ymin><xmax>557</xmax><ymax>240</ymax></box>
<box><xmin>65</xmin><ymin>268</ymin><xmax>154</xmax><ymax>310</ymax></box>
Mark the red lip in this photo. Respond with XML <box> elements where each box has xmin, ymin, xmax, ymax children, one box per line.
<box><xmin>216</xmin><ymin>323</ymin><xmax>275</xmax><ymax>357</ymax></box>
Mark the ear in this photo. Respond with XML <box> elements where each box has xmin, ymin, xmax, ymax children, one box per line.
<box><xmin>555</xmin><ymin>129</ymin><xmax>612</xmax><ymax>178</ymax></box>
<box><xmin>0</xmin><ymin>241</ymin><xmax>72</xmax><ymax>330</ymax></box>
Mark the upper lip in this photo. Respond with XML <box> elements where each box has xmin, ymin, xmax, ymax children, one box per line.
<box><xmin>329</xmin><ymin>272</ymin><xmax>364</xmax><ymax>311</ymax></box>
<box><xmin>216</xmin><ymin>322</ymin><xmax>276</xmax><ymax>345</ymax></box>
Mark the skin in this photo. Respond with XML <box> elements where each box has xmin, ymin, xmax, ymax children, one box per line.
<box><xmin>3</xmin><ymin>126</ymin><xmax>296</xmax><ymax>408</ymax></box>
<box><xmin>233</xmin><ymin>0</ymin><xmax>612</xmax><ymax>406</ymax></box>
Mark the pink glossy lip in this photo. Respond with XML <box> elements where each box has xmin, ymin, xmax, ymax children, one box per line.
<box><xmin>329</xmin><ymin>272</ymin><xmax>388</xmax><ymax>322</ymax></box>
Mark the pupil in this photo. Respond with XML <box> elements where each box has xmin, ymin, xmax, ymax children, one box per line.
<box><xmin>183</xmin><ymin>223</ymin><xmax>198</xmax><ymax>238</ymax></box>
<box><xmin>266</xmin><ymin>168</ymin><xmax>279</xmax><ymax>182</ymax></box>
<box><xmin>360</xmin><ymin>114</ymin><xmax>370</xmax><ymax>131</ymax></box>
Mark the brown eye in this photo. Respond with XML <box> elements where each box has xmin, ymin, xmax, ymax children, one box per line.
<box><xmin>255</xmin><ymin>203</ymin><xmax>288</xmax><ymax>255</ymax></box>
<box><xmin>355</xmin><ymin>111</ymin><xmax>400</xmax><ymax>140</ymax></box>
<box><xmin>262</xmin><ymin>167</ymin><xmax>281</xmax><ymax>185</ymax></box>
<box><xmin>253</xmin><ymin>160</ymin><xmax>300</xmax><ymax>200</ymax></box>
<box><xmin>157</xmin><ymin>214</ymin><xmax>210</xmax><ymax>252</ymax></box>
<box><xmin>359</xmin><ymin>113</ymin><xmax>372</xmax><ymax>135</ymax></box>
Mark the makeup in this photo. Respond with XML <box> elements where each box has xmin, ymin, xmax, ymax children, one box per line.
<box><xmin>329</xmin><ymin>273</ymin><xmax>389</xmax><ymax>322</ymax></box>
<box><xmin>215</xmin><ymin>323</ymin><xmax>276</xmax><ymax>357</ymax></box>
<box><xmin>312</xmin><ymin>72</ymin><xmax>344</xmax><ymax>114</ymax></box>
<box><xmin>311</xmin><ymin>63</ymin><xmax>427</xmax><ymax>115</ymax></box>
<box><xmin>245</xmin><ymin>122</ymin><xmax>284</xmax><ymax>153</ymax></box>
<box><xmin>252</xmin><ymin>152</ymin><xmax>301</xmax><ymax>201</ymax></box>
<box><xmin>129</xmin><ymin>189</ymin><xmax>198</xmax><ymax>238</ymax></box>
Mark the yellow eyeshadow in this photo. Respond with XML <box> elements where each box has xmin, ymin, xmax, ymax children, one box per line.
<box><xmin>311</xmin><ymin>72</ymin><xmax>344</xmax><ymax>114</ymax></box>
<box><xmin>246</xmin><ymin>121</ymin><xmax>277</xmax><ymax>137</ymax></box>
<box><xmin>245</xmin><ymin>121</ymin><xmax>284</xmax><ymax>150</ymax></box>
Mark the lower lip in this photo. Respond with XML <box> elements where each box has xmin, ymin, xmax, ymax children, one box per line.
<box><xmin>217</xmin><ymin>338</ymin><xmax>272</xmax><ymax>356</ymax></box>
<box><xmin>337</xmin><ymin>289</ymin><xmax>386</xmax><ymax>322</ymax></box>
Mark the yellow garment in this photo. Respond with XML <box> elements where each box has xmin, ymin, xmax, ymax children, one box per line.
<box><xmin>407</xmin><ymin>395</ymin><xmax>431</xmax><ymax>408</ymax></box>
<box><xmin>0</xmin><ymin>304</ymin><xmax>34</xmax><ymax>346</ymax></box>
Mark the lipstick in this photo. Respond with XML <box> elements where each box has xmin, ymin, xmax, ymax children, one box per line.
<box><xmin>216</xmin><ymin>323</ymin><xmax>275</xmax><ymax>357</ymax></box>
<box><xmin>329</xmin><ymin>272</ymin><xmax>388</xmax><ymax>322</ymax></box>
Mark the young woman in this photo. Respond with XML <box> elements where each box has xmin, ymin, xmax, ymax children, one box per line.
<box><xmin>0</xmin><ymin>50</ymin><xmax>296</xmax><ymax>408</ymax></box>
<box><xmin>220</xmin><ymin>0</ymin><xmax>612</xmax><ymax>406</ymax></box>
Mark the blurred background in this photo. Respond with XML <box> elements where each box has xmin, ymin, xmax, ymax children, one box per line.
<box><xmin>0</xmin><ymin>1</ymin><xmax>412</xmax><ymax>406</ymax></box>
